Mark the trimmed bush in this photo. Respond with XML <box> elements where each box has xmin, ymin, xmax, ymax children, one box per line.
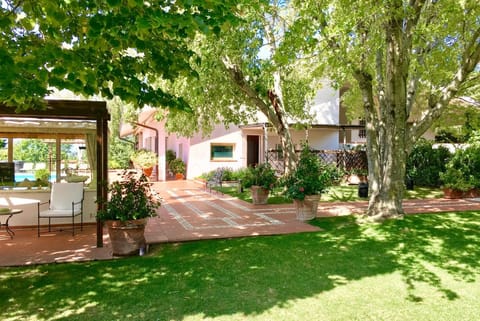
<box><xmin>406</xmin><ymin>139</ymin><xmax>451</xmax><ymax>187</ymax></box>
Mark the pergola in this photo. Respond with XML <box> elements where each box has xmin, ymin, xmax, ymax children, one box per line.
<box><xmin>0</xmin><ymin>99</ymin><xmax>109</xmax><ymax>247</ymax></box>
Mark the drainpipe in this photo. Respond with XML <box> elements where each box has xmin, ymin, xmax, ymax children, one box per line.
<box><xmin>133</xmin><ymin>122</ymin><xmax>159</xmax><ymax>181</ymax></box>
<box><xmin>263</xmin><ymin>123</ymin><xmax>268</xmax><ymax>164</ymax></box>
<box><xmin>119</xmin><ymin>136</ymin><xmax>135</xmax><ymax>145</ymax></box>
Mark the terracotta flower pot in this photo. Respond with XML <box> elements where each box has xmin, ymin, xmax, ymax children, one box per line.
<box><xmin>251</xmin><ymin>186</ymin><xmax>270</xmax><ymax>205</ymax></box>
<box><xmin>464</xmin><ymin>188</ymin><xmax>480</xmax><ymax>198</ymax></box>
<box><xmin>175</xmin><ymin>173</ymin><xmax>185</xmax><ymax>180</ymax></box>
<box><xmin>293</xmin><ymin>194</ymin><xmax>321</xmax><ymax>221</ymax></box>
<box><xmin>142</xmin><ymin>167</ymin><xmax>153</xmax><ymax>178</ymax></box>
<box><xmin>106</xmin><ymin>219</ymin><xmax>147</xmax><ymax>256</ymax></box>
<box><xmin>443</xmin><ymin>188</ymin><xmax>465</xmax><ymax>199</ymax></box>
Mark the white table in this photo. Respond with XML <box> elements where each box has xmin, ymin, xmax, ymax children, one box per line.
<box><xmin>0</xmin><ymin>209</ymin><xmax>23</xmax><ymax>238</ymax></box>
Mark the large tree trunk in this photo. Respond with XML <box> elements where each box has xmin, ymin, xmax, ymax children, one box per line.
<box><xmin>353</xmin><ymin>2</ymin><xmax>480</xmax><ymax>221</ymax></box>
<box><xmin>356</xmin><ymin>69</ymin><xmax>407</xmax><ymax>220</ymax></box>
<box><xmin>369</xmin><ymin>14</ymin><xmax>410</xmax><ymax>219</ymax></box>
<box><xmin>302</xmin><ymin>0</ymin><xmax>480</xmax><ymax>221</ymax></box>
<box><xmin>355</xmin><ymin>7</ymin><xmax>410</xmax><ymax>220</ymax></box>
<box><xmin>366</xmin><ymin>123</ymin><xmax>407</xmax><ymax>219</ymax></box>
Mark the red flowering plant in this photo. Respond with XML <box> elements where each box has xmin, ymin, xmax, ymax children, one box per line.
<box><xmin>282</xmin><ymin>144</ymin><xmax>334</xmax><ymax>200</ymax></box>
<box><xmin>97</xmin><ymin>170</ymin><xmax>161</xmax><ymax>222</ymax></box>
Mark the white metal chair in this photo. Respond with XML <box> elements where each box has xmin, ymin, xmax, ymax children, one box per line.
<box><xmin>37</xmin><ymin>182</ymin><xmax>84</xmax><ymax>236</ymax></box>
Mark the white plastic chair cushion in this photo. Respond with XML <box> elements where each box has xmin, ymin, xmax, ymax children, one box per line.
<box><xmin>39</xmin><ymin>209</ymin><xmax>82</xmax><ymax>217</ymax></box>
<box><xmin>49</xmin><ymin>182</ymin><xmax>84</xmax><ymax>211</ymax></box>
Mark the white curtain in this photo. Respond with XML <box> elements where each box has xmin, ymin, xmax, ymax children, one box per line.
<box><xmin>86</xmin><ymin>133</ymin><xmax>97</xmax><ymax>187</ymax></box>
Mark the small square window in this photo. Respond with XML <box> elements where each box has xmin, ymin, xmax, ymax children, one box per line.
<box><xmin>211</xmin><ymin>144</ymin><xmax>234</xmax><ymax>160</ymax></box>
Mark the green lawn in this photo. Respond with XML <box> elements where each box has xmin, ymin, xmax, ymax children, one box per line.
<box><xmin>218</xmin><ymin>184</ymin><xmax>444</xmax><ymax>204</ymax></box>
<box><xmin>1</xmin><ymin>211</ymin><xmax>480</xmax><ymax>320</ymax></box>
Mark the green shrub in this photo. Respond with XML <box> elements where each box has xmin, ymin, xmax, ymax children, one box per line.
<box><xmin>406</xmin><ymin>139</ymin><xmax>451</xmax><ymax>187</ymax></box>
<box><xmin>166</xmin><ymin>150</ymin><xmax>176</xmax><ymax>164</ymax></box>
<box><xmin>241</xmin><ymin>163</ymin><xmax>277</xmax><ymax>190</ymax></box>
<box><xmin>34</xmin><ymin>168</ymin><xmax>50</xmax><ymax>182</ymax></box>
<box><xmin>231</xmin><ymin>167</ymin><xmax>250</xmax><ymax>182</ymax></box>
<box><xmin>131</xmin><ymin>149</ymin><xmax>158</xmax><ymax>168</ymax></box>
<box><xmin>220</xmin><ymin>167</ymin><xmax>235</xmax><ymax>181</ymax></box>
<box><xmin>282</xmin><ymin>144</ymin><xmax>335</xmax><ymax>200</ymax></box>
<box><xmin>169</xmin><ymin>158</ymin><xmax>186</xmax><ymax>175</ymax></box>
<box><xmin>440</xmin><ymin>138</ymin><xmax>480</xmax><ymax>190</ymax></box>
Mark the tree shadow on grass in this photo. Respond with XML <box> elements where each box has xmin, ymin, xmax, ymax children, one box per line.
<box><xmin>1</xmin><ymin>212</ymin><xmax>480</xmax><ymax>320</ymax></box>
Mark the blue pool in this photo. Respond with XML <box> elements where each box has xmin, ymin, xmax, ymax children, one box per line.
<box><xmin>15</xmin><ymin>173</ymin><xmax>57</xmax><ymax>182</ymax></box>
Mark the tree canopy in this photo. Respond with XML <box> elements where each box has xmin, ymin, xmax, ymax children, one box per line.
<box><xmin>295</xmin><ymin>0</ymin><xmax>480</xmax><ymax>218</ymax></box>
<box><xmin>156</xmin><ymin>0</ymin><xmax>326</xmax><ymax>171</ymax></box>
<box><xmin>0</xmin><ymin>0</ymin><xmax>240</xmax><ymax>110</ymax></box>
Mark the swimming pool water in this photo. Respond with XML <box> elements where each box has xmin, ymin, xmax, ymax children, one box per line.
<box><xmin>15</xmin><ymin>173</ymin><xmax>57</xmax><ymax>182</ymax></box>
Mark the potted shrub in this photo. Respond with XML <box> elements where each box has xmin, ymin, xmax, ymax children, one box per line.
<box><xmin>97</xmin><ymin>171</ymin><xmax>161</xmax><ymax>256</ymax></box>
<box><xmin>169</xmin><ymin>158</ymin><xmax>186</xmax><ymax>180</ymax></box>
<box><xmin>130</xmin><ymin>149</ymin><xmax>158</xmax><ymax>177</ymax></box>
<box><xmin>166</xmin><ymin>150</ymin><xmax>176</xmax><ymax>177</ymax></box>
<box><xmin>440</xmin><ymin>167</ymin><xmax>475</xmax><ymax>198</ymax></box>
<box><xmin>440</xmin><ymin>143</ymin><xmax>480</xmax><ymax>198</ymax></box>
<box><xmin>282</xmin><ymin>144</ymin><xmax>334</xmax><ymax>220</ymax></box>
<box><xmin>242</xmin><ymin>163</ymin><xmax>277</xmax><ymax>205</ymax></box>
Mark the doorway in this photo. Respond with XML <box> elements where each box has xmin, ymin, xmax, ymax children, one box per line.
<box><xmin>247</xmin><ymin>135</ymin><xmax>260</xmax><ymax>167</ymax></box>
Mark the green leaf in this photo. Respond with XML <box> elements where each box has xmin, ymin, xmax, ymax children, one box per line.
<box><xmin>136</xmin><ymin>17</ymin><xmax>151</xmax><ymax>30</ymax></box>
<box><xmin>107</xmin><ymin>0</ymin><xmax>122</xmax><ymax>6</ymax></box>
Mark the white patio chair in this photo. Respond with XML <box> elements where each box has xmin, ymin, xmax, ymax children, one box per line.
<box><xmin>20</xmin><ymin>162</ymin><xmax>34</xmax><ymax>172</ymax></box>
<box><xmin>34</xmin><ymin>162</ymin><xmax>46</xmax><ymax>170</ymax></box>
<box><xmin>37</xmin><ymin>182</ymin><xmax>84</xmax><ymax>236</ymax></box>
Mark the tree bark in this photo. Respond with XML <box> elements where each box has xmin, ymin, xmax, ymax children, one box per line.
<box><xmin>355</xmin><ymin>4</ymin><xmax>480</xmax><ymax>220</ymax></box>
<box><xmin>355</xmin><ymin>4</ymin><xmax>410</xmax><ymax>220</ymax></box>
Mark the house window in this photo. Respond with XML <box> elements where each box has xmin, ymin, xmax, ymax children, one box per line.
<box><xmin>211</xmin><ymin>143</ymin><xmax>235</xmax><ymax>161</ymax></box>
<box><xmin>144</xmin><ymin>136</ymin><xmax>154</xmax><ymax>150</ymax></box>
<box><xmin>359</xmin><ymin>119</ymin><xmax>366</xmax><ymax>138</ymax></box>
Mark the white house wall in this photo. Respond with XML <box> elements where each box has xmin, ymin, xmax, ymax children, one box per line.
<box><xmin>308</xmin><ymin>83</ymin><xmax>339</xmax><ymax>125</ymax></box>
<box><xmin>188</xmin><ymin>124</ymin><xmax>246</xmax><ymax>179</ymax></box>
<box><xmin>138</xmin><ymin>118</ymin><xmax>193</xmax><ymax>181</ymax></box>
<box><xmin>133</xmin><ymin>82</ymin><xmax>342</xmax><ymax>180</ymax></box>
<box><xmin>267</xmin><ymin>128</ymin><xmax>339</xmax><ymax>151</ymax></box>
<box><xmin>306</xmin><ymin>129</ymin><xmax>340</xmax><ymax>150</ymax></box>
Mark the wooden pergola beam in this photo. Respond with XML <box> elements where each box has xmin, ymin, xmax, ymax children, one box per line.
<box><xmin>0</xmin><ymin>100</ymin><xmax>109</xmax><ymax>119</ymax></box>
<box><xmin>0</xmin><ymin>100</ymin><xmax>110</xmax><ymax>248</ymax></box>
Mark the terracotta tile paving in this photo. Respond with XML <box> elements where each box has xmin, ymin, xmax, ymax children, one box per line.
<box><xmin>146</xmin><ymin>180</ymin><xmax>319</xmax><ymax>243</ymax></box>
<box><xmin>2</xmin><ymin>179</ymin><xmax>480</xmax><ymax>267</ymax></box>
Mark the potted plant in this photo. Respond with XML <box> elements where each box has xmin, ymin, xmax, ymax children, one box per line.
<box><xmin>130</xmin><ymin>149</ymin><xmax>158</xmax><ymax>177</ymax></box>
<box><xmin>242</xmin><ymin>163</ymin><xmax>277</xmax><ymax>205</ymax></box>
<box><xmin>97</xmin><ymin>171</ymin><xmax>161</xmax><ymax>256</ymax></box>
<box><xmin>440</xmin><ymin>144</ymin><xmax>480</xmax><ymax>198</ymax></box>
<box><xmin>169</xmin><ymin>158</ymin><xmax>186</xmax><ymax>180</ymax></box>
<box><xmin>439</xmin><ymin>167</ymin><xmax>475</xmax><ymax>199</ymax></box>
<box><xmin>282</xmin><ymin>144</ymin><xmax>334</xmax><ymax>220</ymax></box>
<box><xmin>166</xmin><ymin>150</ymin><xmax>176</xmax><ymax>177</ymax></box>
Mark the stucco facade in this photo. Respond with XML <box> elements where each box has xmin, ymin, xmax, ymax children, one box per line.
<box><xmin>126</xmin><ymin>82</ymin><xmax>362</xmax><ymax>180</ymax></box>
